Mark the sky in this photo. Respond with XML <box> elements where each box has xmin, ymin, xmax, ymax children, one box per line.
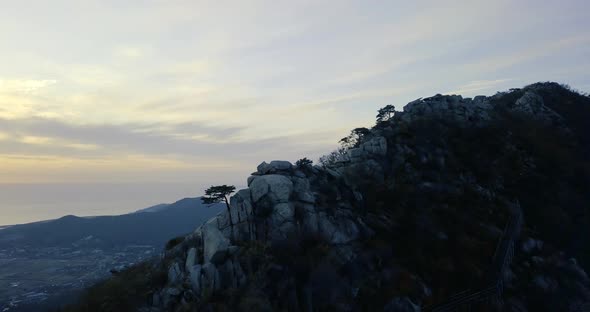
<box><xmin>1</xmin><ymin>0</ymin><xmax>589</xmax><ymax>225</ymax></box>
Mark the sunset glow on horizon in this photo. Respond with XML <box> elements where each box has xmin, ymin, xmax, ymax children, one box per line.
<box><xmin>1</xmin><ymin>0</ymin><xmax>589</xmax><ymax>224</ymax></box>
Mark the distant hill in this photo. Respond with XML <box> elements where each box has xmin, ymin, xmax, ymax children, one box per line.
<box><xmin>134</xmin><ymin>203</ymin><xmax>170</xmax><ymax>213</ymax></box>
<box><xmin>0</xmin><ymin>197</ymin><xmax>224</xmax><ymax>249</ymax></box>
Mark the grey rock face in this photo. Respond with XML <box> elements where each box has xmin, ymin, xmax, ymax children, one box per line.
<box><xmin>167</xmin><ymin>262</ymin><xmax>182</xmax><ymax>286</ymax></box>
<box><xmin>203</xmin><ymin>219</ymin><xmax>230</xmax><ymax>264</ymax></box>
<box><xmin>402</xmin><ymin>94</ymin><xmax>492</xmax><ymax>126</ymax></box>
<box><xmin>348</xmin><ymin>148</ymin><xmax>363</xmax><ymax>160</ymax></box>
<box><xmin>317</xmin><ymin>215</ymin><xmax>360</xmax><ymax>244</ymax></box>
<box><xmin>249</xmin><ymin>174</ymin><xmax>293</xmax><ymax>203</ymax></box>
<box><xmin>513</xmin><ymin>91</ymin><xmax>564</xmax><ymax>124</ymax></box>
<box><xmin>514</xmin><ymin>91</ymin><xmax>545</xmax><ymax>115</ymax></box>
<box><xmin>360</xmin><ymin>136</ymin><xmax>387</xmax><ymax>156</ymax></box>
<box><xmin>269</xmin><ymin>160</ymin><xmax>293</xmax><ymax>171</ymax></box>
<box><xmin>150</xmin><ymin>147</ymin><xmax>408</xmax><ymax>308</ymax></box>
<box><xmin>273</xmin><ymin>203</ymin><xmax>295</xmax><ymax>222</ymax></box>
<box><xmin>297</xmin><ymin>191</ymin><xmax>316</xmax><ymax>203</ymax></box>
<box><xmin>300</xmin><ymin>204</ymin><xmax>320</xmax><ymax>233</ymax></box>
<box><xmin>256</xmin><ymin>160</ymin><xmax>293</xmax><ymax>174</ymax></box>
<box><xmin>326</xmin><ymin>168</ymin><xmax>342</xmax><ymax>178</ymax></box>
<box><xmin>290</xmin><ymin>176</ymin><xmax>316</xmax><ymax>204</ymax></box>
<box><xmin>257</xmin><ymin>161</ymin><xmax>272</xmax><ymax>175</ymax></box>
<box><xmin>229</xmin><ymin>188</ymin><xmax>253</xmax><ymax>225</ymax></box>
<box><xmin>189</xmin><ymin>264</ymin><xmax>202</xmax><ymax>293</ymax></box>
<box><xmin>341</xmin><ymin>136</ymin><xmax>388</xmax><ymax>164</ymax></box>
<box><xmin>291</xmin><ymin>176</ymin><xmax>310</xmax><ymax>194</ymax></box>
<box><xmin>234</xmin><ymin>188</ymin><xmax>252</xmax><ymax>203</ymax></box>
<box><xmin>185</xmin><ymin>248</ymin><xmax>197</xmax><ymax>272</ymax></box>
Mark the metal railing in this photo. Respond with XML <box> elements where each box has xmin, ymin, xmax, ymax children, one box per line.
<box><xmin>425</xmin><ymin>203</ymin><xmax>523</xmax><ymax>312</ymax></box>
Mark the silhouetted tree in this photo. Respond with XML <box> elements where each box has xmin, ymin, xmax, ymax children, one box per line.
<box><xmin>376</xmin><ymin>104</ymin><xmax>396</xmax><ymax>123</ymax></box>
<box><xmin>296</xmin><ymin>157</ymin><xmax>313</xmax><ymax>168</ymax></box>
<box><xmin>319</xmin><ymin>148</ymin><xmax>347</xmax><ymax>167</ymax></box>
<box><xmin>339</xmin><ymin>127</ymin><xmax>370</xmax><ymax>149</ymax></box>
<box><xmin>203</xmin><ymin>185</ymin><xmax>236</xmax><ymax>238</ymax></box>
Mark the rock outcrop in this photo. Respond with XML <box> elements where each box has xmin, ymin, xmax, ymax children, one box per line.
<box><xmin>144</xmin><ymin>84</ymin><xmax>590</xmax><ymax>312</ymax></box>
<box><xmin>151</xmin><ymin>155</ymin><xmax>383</xmax><ymax>310</ymax></box>
<box><xmin>70</xmin><ymin>83</ymin><xmax>590</xmax><ymax>312</ymax></box>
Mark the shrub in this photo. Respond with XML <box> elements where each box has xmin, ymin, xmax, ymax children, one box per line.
<box><xmin>62</xmin><ymin>260</ymin><xmax>166</xmax><ymax>312</ymax></box>
<box><xmin>296</xmin><ymin>157</ymin><xmax>313</xmax><ymax>168</ymax></box>
<box><xmin>165</xmin><ymin>235</ymin><xmax>185</xmax><ymax>250</ymax></box>
<box><xmin>318</xmin><ymin>147</ymin><xmax>347</xmax><ymax>167</ymax></box>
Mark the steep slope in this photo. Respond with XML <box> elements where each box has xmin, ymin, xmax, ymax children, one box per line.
<box><xmin>66</xmin><ymin>83</ymin><xmax>590</xmax><ymax>312</ymax></box>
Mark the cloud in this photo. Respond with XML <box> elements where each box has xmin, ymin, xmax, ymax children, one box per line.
<box><xmin>459</xmin><ymin>34</ymin><xmax>590</xmax><ymax>75</ymax></box>
<box><xmin>0</xmin><ymin>116</ymin><xmax>330</xmax><ymax>168</ymax></box>
<box><xmin>16</xmin><ymin>135</ymin><xmax>99</xmax><ymax>150</ymax></box>
<box><xmin>0</xmin><ymin>79</ymin><xmax>57</xmax><ymax>94</ymax></box>
<box><xmin>446</xmin><ymin>79</ymin><xmax>515</xmax><ymax>95</ymax></box>
<box><xmin>0</xmin><ymin>117</ymin><xmax>245</xmax><ymax>153</ymax></box>
<box><xmin>0</xmin><ymin>115</ymin><xmax>339</xmax><ymax>186</ymax></box>
<box><xmin>0</xmin><ymin>0</ymin><xmax>589</xmax><ymax>189</ymax></box>
<box><xmin>0</xmin><ymin>152</ymin><xmax>232</xmax><ymax>184</ymax></box>
<box><xmin>114</xmin><ymin>46</ymin><xmax>145</xmax><ymax>59</ymax></box>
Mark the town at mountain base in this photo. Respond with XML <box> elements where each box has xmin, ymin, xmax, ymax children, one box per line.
<box><xmin>65</xmin><ymin>82</ymin><xmax>590</xmax><ymax>312</ymax></box>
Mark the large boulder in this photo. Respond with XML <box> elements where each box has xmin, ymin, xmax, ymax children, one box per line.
<box><xmin>189</xmin><ymin>264</ymin><xmax>202</xmax><ymax>293</ymax></box>
<box><xmin>291</xmin><ymin>176</ymin><xmax>315</xmax><ymax>203</ymax></box>
<box><xmin>318</xmin><ymin>215</ymin><xmax>360</xmax><ymax>244</ymax></box>
<box><xmin>272</xmin><ymin>203</ymin><xmax>295</xmax><ymax>223</ymax></box>
<box><xmin>401</xmin><ymin>94</ymin><xmax>494</xmax><ymax>126</ymax></box>
<box><xmin>256</xmin><ymin>161</ymin><xmax>272</xmax><ymax>174</ymax></box>
<box><xmin>185</xmin><ymin>248</ymin><xmax>197</xmax><ymax>272</ymax></box>
<box><xmin>167</xmin><ymin>262</ymin><xmax>183</xmax><ymax>286</ymax></box>
<box><xmin>512</xmin><ymin>91</ymin><xmax>563</xmax><ymax>123</ymax></box>
<box><xmin>230</xmin><ymin>189</ymin><xmax>253</xmax><ymax>224</ymax></box>
<box><xmin>229</xmin><ymin>189</ymin><xmax>255</xmax><ymax>241</ymax></box>
<box><xmin>203</xmin><ymin>219</ymin><xmax>230</xmax><ymax>264</ymax></box>
<box><xmin>300</xmin><ymin>204</ymin><xmax>320</xmax><ymax>233</ymax></box>
<box><xmin>256</xmin><ymin>160</ymin><xmax>293</xmax><ymax>174</ymax></box>
<box><xmin>513</xmin><ymin>91</ymin><xmax>545</xmax><ymax>115</ymax></box>
<box><xmin>360</xmin><ymin>136</ymin><xmax>387</xmax><ymax>156</ymax></box>
<box><xmin>270</xmin><ymin>160</ymin><xmax>293</xmax><ymax>171</ymax></box>
<box><xmin>249</xmin><ymin>174</ymin><xmax>293</xmax><ymax>203</ymax></box>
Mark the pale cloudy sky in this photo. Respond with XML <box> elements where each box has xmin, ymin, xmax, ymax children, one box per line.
<box><xmin>1</xmin><ymin>0</ymin><xmax>589</xmax><ymax>224</ymax></box>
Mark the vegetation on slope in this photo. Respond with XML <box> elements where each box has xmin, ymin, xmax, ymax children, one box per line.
<box><xmin>64</xmin><ymin>82</ymin><xmax>590</xmax><ymax>311</ymax></box>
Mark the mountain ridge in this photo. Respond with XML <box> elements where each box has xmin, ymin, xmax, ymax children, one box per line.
<box><xmin>0</xmin><ymin>197</ymin><xmax>224</xmax><ymax>249</ymax></box>
<box><xmin>65</xmin><ymin>82</ymin><xmax>590</xmax><ymax>312</ymax></box>
<box><xmin>135</xmin><ymin>203</ymin><xmax>171</xmax><ymax>214</ymax></box>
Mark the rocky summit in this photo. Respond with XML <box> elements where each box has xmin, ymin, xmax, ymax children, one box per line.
<box><xmin>66</xmin><ymin>82</ymin><xmax>590</xmax><ymax>312</ymax></box>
